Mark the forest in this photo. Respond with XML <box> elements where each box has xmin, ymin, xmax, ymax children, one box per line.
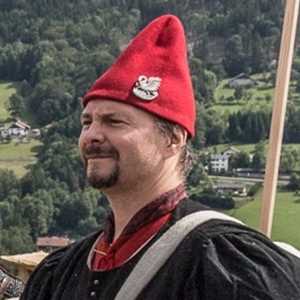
<box><xmin>1</xmin><ymin>0</ymin><xmax>300</xmax><ymax>254</ymax></box>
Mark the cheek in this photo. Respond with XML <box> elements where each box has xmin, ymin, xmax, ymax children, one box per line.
<box><xmin>122</xmin><ymin>138</ymin><xmax>162</xmax><ymax>166</ymax></box>
<box><xmin>78</xmin><ymin>133</ymin><xmax>86</xmax><ymax>160</ymax></box>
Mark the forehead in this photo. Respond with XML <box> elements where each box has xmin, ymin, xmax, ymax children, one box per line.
<box><xmin>82</xmin><ymin>99</ymin><xmax>154</xmax><ymax>121</ymax></box>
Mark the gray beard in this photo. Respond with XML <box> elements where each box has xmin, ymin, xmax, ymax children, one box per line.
<box><xmin>86</xmin><ymin>164</ymin><xmax>120</xmax><ymax>189</ymax></box>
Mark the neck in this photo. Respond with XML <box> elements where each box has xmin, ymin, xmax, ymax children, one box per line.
<box><xmin>103</xmin><ymin>171</ymin><xmax>184</xmax><ymax>241</ymax></box>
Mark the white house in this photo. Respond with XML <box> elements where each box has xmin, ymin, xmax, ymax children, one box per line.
<box><xmin>0</xmin><ymin>129</ymin><xmax>9</xmax><ymax>138</ymax></box>
<box><xmin>210</xmin><ymin>154</ymin><xmax>230</xmax><ymax>173</ymax></box>
<box><xmin>7</xmin><ymin>120</ymin><xmax>31</xmax><ymax>137</ymax></box>
<box><xmin>210</xmin><ymin>147</ymin><xmax>240</xmax><ymax>173</ymax></box>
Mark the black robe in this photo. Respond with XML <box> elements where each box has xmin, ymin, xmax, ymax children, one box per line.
<box><xmin>21</xmin><ymin>199</ymin><xmax>300</xmax><ymax>300</ymax></box>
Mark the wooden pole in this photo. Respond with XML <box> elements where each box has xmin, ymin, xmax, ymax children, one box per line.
<box><xmin>260</xmin><ymin>0</ymin><xmax>300</xmax><ymax>237</ymax></box>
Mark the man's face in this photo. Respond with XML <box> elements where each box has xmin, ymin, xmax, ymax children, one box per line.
<box><xmin>79</xmin><ymin>100</ymin><xmax>166</xmax><ymax>191</ymax></box>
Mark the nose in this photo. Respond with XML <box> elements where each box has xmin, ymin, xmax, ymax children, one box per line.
<box><xmin>79</xmin><ymin>122</ymin><xmax>106</xmax><ymax>146</ymax></box>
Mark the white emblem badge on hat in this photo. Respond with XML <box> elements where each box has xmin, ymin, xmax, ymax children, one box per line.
<box><xmin>133</xmin><ymin>75</ymin><xmax>161</xmax><ymax>101</ymax></box>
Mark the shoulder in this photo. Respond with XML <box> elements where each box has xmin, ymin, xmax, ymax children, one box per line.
<box><xmin>171</xmin><ymin>200</ymin><xmax>300</xmax><ymax>298</ymax></box>
<box><xmin>21</xmin><ymin>231</ymin><xmax>100</xmax><ymax>300</ymax></box>
<box><xmin>180</xmin><ymin>211</ymin><xmax>300</xmax><ymax>298</ymax></box>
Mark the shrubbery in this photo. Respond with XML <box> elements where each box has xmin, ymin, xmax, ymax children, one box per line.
<box><xmin>190</xmin><ymin>193</ymin><xmax>235</xmax><ymax>210</ymax></box>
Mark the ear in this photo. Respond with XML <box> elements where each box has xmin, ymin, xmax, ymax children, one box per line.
<box><xmin>163</xmin><ymin>127</ymin><xmax>188</xmax><ymax>159</ymax></box>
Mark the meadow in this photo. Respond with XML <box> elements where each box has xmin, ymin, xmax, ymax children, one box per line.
<box><xmin>213</xmin><ymin>77</ymin><xmax>274</xmax><ymax>115</ymax></box>
<box><xmin>228</xmin><ymin>189</ymin><xmax>300</xmax><ymax>248</ymax></box>
<box><xmin>0</xmin><ymin>80</ymin><xmax>41</xmax><ymax>177</ymax></box>
<box><xmin>0</xmin><ymin>140</ymin><xmax>41</xmax><ymax>177</ymax></box>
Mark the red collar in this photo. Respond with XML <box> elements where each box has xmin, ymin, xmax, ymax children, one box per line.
<box><xmin>90</xmin><ymin>184</ymin><xmax>187</xmax><ymax>271</ymax></box>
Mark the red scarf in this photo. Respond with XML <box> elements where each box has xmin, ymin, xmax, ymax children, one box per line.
<box><xmin>91</xmin><ymin>185</ymin><xmax>186</xmax><ymax>271</ymax></box>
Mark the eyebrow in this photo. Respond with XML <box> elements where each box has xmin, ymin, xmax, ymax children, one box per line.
<box><xmin>81</xmin><ymin>112</ymin><xmax>90</xmax><ymax>119</ymax></box>
<box><xmin>80</xmin><ymin>111</ymin><xmax>131</xmax><ymax>121</ymax></box>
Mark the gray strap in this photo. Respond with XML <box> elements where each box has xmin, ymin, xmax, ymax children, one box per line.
<box><xmin>275</xmin><ymin>242</ymin><xmax>300</xmax><ymax>258</ymax></box>
<box><xmin>114</xmin><ymin>210</ymin><xmax>243</xmax><ymax>300</ymax></box>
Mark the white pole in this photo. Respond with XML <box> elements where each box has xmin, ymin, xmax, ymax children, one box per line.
<box><xmin>260</xmin><ymin>0</ymin><xmax>300</xmax><ymax>237</ymax></box>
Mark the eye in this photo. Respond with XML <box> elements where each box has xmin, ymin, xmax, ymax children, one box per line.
<box><xmin>108</xmin><ymin>118</ymin><xmax>125</xmax><ymax>126</ymax></box>
<box><xmin>81</xmin><ymin>120</ymin><xmax>91</xmax><ymax>129</ymax></box>
<box><xmin>111</xmin><ymin>119</ymin><xmax>122</xmax><ymax>124</ymax></box>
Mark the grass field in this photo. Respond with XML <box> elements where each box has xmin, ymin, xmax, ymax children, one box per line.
<box><xmin>0</xmin><ymin>81</ymin><xmax>17</xmax><ymax>121</ymax></box>
<box><xmin>0</xmin><ymin>80</ymin><xmax>42</xmax><ymax>177</ymax></box>
<box><xmin>204</xmin><ymin>143</ymin><xmax>258</xmax><ymax>154</ymax></box>
<box><xmin>204</xmin><ymin>142</ymin><xmax>300</xmax><ymax>154</ymax></box>
<box><xmin>214</xmin><ymin>77</ymin><xmax>275</xmax><ymax>115</ymax></box>
<box><xmin>0</xmin><ymin>140</ymin><xmax>41</xmax><ymax>177</ymax></box>
<box><xmin>228</xmin><ymin>189</ymin><xmax>300</xmax><ymax>248</ymax></box>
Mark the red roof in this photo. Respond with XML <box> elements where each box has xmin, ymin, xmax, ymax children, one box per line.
<box><xmin>36</xmin><ymin>236</ymin><xmax>72</xmax><ymax>247</ymax></box>
<box><xmin>15</xmin><ymin>120</ymin><xmax>31</xmax><ymax>129</ymax></box>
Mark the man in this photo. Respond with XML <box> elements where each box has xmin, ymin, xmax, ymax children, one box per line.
<box><xmin>0</xmin><ymin>266</ymin><xmax>24</xmax><ymax>298</ymax></box>
<box><xmin>21</xmin><ymin>15</ymin><xmax>300</xmax><ymax>300</ymax></box>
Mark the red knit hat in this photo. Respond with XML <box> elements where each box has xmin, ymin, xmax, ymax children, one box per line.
<box><xmin>83</xmin><ymin>14</ymin><xmax>196</xmax><ymax>136</ymax></box>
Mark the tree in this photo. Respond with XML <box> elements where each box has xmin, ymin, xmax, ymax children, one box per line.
<box><xmin>234</xmin><ymin>86</ymin><xmax>244</xmax><ymax>101</ymax></box>
<box><xmin>8</xmin><ymin>93</ymin><xmax>25</xmax><ymax>117</ymax></box>
<box><xmin>0</xmin><ymin>227</ymin><xmax>35</xmax><ymax>255</ymax></box>
<box><xmin>190</xmin><ymin>193</ymin><xmax>235</xmax><ymax>210</ymax></box>
<box><xmin>288</xmin><ymin>173</ymin><xmax>300</xmax><ymax>191</ymax></box>
<box><xmin>0</xmin><ymin>169</ymin><xmax>20</xmax><ymax>201</ymax></box>
<box><xmin>252</xmin><ymin>141</ymin><xmax>266</xmax><ymax>170</ymax></box>
<box><xmin>202</xmin><ymin>109</ymin><xmax>225</xmax><ymax>145</ymax></box>
<box><xmin>230</xmin><ymin>151</ymin><xmax>251</xmax><ymax>169</ymax></box>
<box><xmin>251</xmin><ymin>32</ymin><xmax>266</xmax><ymax>73</ymax></box>
<box><xmin>280</xmin><ymin>148</ymin><xmax>299</xmax><ymax>173</ymax></box>
<box><xmin>21</xmin><ymin>190</ymin><xmax>54</xmax><ymax>239</ymax></box>
<box><xmin>223</xmin><ymin>34</ymin><xmax>247</xmax><ymax>76</ymax></box>
<box><xmin>296</xmin><ymin>74</ymin><xmax>300</xmax><ymax>93</ymax></box>
<box><xmin>227</xmin><ymin>113</ymin><xmax>242</xmax><ymax>141</ymax></box>
<box><xmin>192</xmin><ymin>103</ymin><xmax>206</xmax><ymax>149</ymax></box>
<box><xmin>190</xmin><ymin>58</ymin><xmax>217</xmax><ymax>105</ymax></box>
<box><xmin>187</xmin><ymin>159</ymin><xmax>208</xmax><ymax>188</ymax></box>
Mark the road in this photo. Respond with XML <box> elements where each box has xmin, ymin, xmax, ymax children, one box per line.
<box><xmin>209</xmin><ymin>175</ymin><xmax>289</xmax><ymax>186</ymax></box>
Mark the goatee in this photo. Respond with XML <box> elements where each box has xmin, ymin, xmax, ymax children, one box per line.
<box><xmin>82</xmin><ymin>143</ymin><xmax>120</xmax><ymax>189</ymax></box>
<box><xmin>87</xmin><ymin>163</ymin><xmax>120</xmax><ymax>189</ymax></box>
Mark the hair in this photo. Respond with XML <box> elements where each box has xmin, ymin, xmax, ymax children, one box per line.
<box><xmin>154</xmin><ymin>117</ymin><xmax>195</xmax><ymax>177</ymax></box>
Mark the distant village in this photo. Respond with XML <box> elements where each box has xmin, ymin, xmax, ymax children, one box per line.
<box><xmin>0</xmin><ymin>119</ymin><xmax>40</xmax><ymax>143</ymax></box>
<box><xmin>207</xmin><ymin>146</ymin><xmax>257</xmax><ymax>198</ymax></box>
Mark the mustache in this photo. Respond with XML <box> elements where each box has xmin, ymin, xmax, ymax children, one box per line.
<box><xmin>83</xmin><ymin>144</ymin><xmax>119</xmax><ymax>160</ymax></box>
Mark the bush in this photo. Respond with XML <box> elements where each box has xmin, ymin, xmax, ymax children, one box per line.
<box><xmin>248</xmin><ymin>183</ymin><xmax>262</xmax><ymax>196</ymax></box>
<box><xmin>190</xmin><ymin>192</ymin><xmax>235</xmax><ymax>209</ymax></box>
<box><xmin>288</xmin><ymin>173</ymin><xmax>300</xmax><ymax>191</ymax></box>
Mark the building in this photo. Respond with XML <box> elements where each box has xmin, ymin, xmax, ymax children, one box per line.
<box><xmin>30</xmin><ymin>128</ymin><xmax>41</xmax><ymax>138</ymax></box>
<box><xmin>228</xmin><ymin>73</ymin><xmax>258</xmax><ymax>89</ymax></box>
<box><xmin>210</xmin><ymin>147</ymin><xmax>240</xmax><ymax>173</ymax></box>
<box><xmin>213</xmin><ymin>183</ymin><xmax>248</xmax><ymax>197</ymax></box>
<box><xmin>7</xmin><ymin>120</ymin><xmax>31</xmax><ymax>137</ymax></box>
<box><xmin>0</xmin><ymin>251</ymin><xmax>48</xmax><ymax>283</ymax></box>
<box><xmin>0</xmin><ymin>129</ymin><xmax>9</xmax><ymax>138</ymax></box>
<box><xmin>223</xmin><ymin>146</ymin><xmax>240</xmax><ymax>156</ymax></box>
<box><xmin>36</xmin><ymin>236</ymin><xmax>73</xmax><ymax>253</ymax></box>
<box><xmin>0</xmin><ymin>120</ymin><xmax>40</xmax><ymax>140</ymax></box>
<box><xmin>210</xmin><ymin>154</ymin><xmax>230</xmax><ymax>173</ymax></box>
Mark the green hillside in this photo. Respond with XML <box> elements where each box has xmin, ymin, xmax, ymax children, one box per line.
<box><xmin>214</xmin><ymin>76</ymin><xmax>274</xmax><ymax>114</ymax></box>
<box><xmin>0</xmin><ymin>81</ymin><xmax>16</xmax><ymax>121</ymax></box>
